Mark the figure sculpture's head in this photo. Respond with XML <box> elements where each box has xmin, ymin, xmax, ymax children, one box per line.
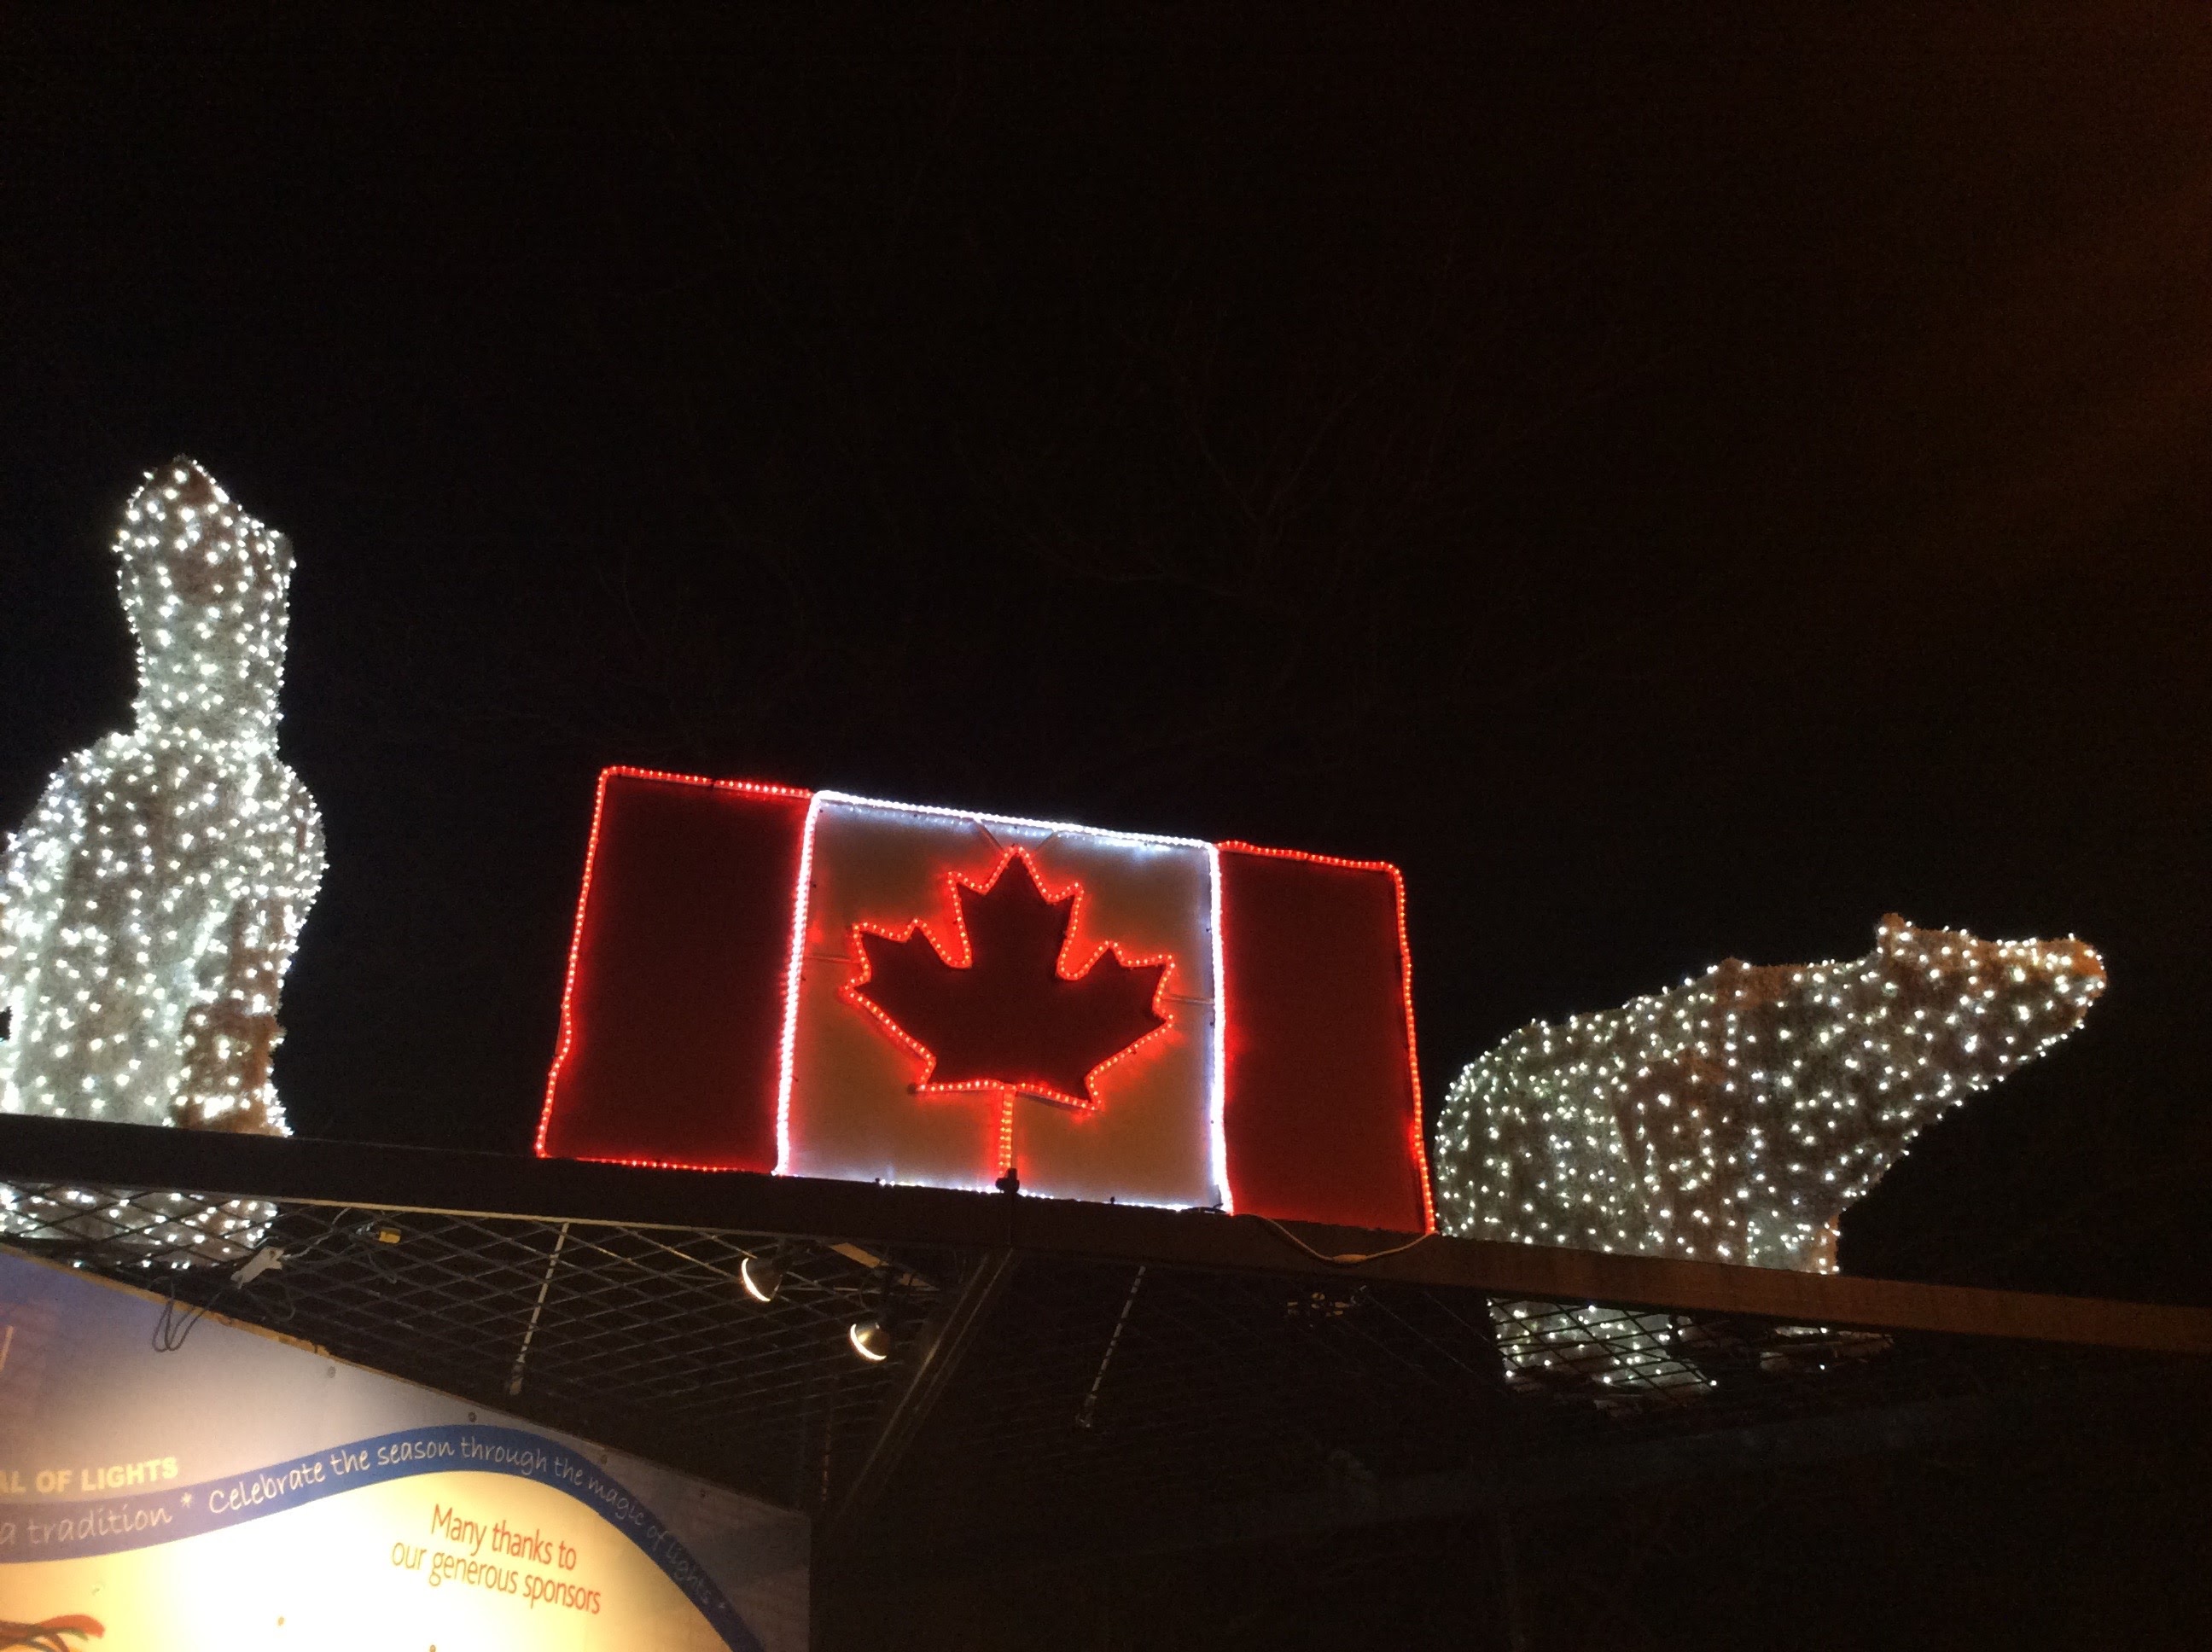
<box><xmin>116</xmin><ymin>457</ymin><xmax>294</xmax><ymax>742</ymax></box>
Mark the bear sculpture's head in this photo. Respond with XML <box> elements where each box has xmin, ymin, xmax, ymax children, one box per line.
<box><xmin>1866</xmin><ymin>913</ymin><xmax>2104</xmax><ymax>1083</ymax></box>
<box><xmin>1685</xmin><ymin>914</ymin><xmax>2106</xmax><ymax>1266</ymax></box>
<box><xmin>1713</xmin><ymin>915</ymin><xmax>2105</xmax><ymax>1091</ymax></box>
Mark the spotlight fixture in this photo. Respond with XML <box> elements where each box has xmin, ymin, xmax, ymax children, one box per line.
<box><xmin>847</xmin><ymin>1314</ymin><xmax>892</xmax><ymax>1363</ymax></box>
<box><xmin>739</xmin><ymin>1248</ymin><xmax>786</xmax><ymax>1305</ymax></box>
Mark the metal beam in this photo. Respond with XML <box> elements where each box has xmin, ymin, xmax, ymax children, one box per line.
<box><xmin>3</xmin><ymin>1114</ymin><xmax>2209</xmax><ymax>1354</ymax></box>
<box><xmin>818</xmin><ymin>1248</ymin><xmax>1016</xmax><ymax>1550</ymax></box>
<box><xmin>838</xmin><ymin>1384</ymin><xmax>2068</xmax><ymax>1578</ymax></box>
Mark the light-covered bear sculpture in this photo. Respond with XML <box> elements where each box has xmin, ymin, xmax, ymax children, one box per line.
<box><xmin>1434</xmin><ymin>916</ymin><xmax>2104</xmax><ymax>1393</ymax></box>
<box><xmin>0</xmin><ymin>458</ymin><xmax>323</xmax><ymax>1148</ymax></box>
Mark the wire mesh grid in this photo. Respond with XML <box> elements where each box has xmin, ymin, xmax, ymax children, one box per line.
<box><xmin>2</xmin><ymin>1173</ymin><xmax>2197</xmax><ymax>1562</ymax></box>
<box><xmin>0</xmin><ymin>1177</ymin><xmax>948</xmax><ymax>1509</ymax></box>
<box><xmin>864</xmin><ymin>1259</ymin><xmax>1507</xmax><ymax>1535</ymax></box>
<box><xmin>856</xmin><ymin>1259</ymin><xmax>2174</xmax><ymax>1556</ymax></box>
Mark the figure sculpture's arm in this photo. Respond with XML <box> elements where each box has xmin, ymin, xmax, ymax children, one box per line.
<box><xmin>176</xmin><ymin>783</ymin><xmax>325</xmax><ymax>1134</ymax></box>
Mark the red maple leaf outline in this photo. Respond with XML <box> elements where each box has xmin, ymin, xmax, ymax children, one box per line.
<box><xmin>840</xmin><ymin>844</ymin><xmax>1179</xmax><ymax>1110</ymax></box>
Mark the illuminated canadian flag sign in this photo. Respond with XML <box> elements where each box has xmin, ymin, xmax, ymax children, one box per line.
<box><xmin>536</xmin><ymin>770</ymin><xmax>1435</xmax><ymax>1231</ymax></box>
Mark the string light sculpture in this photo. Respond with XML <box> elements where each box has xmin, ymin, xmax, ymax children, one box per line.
<box><xmin>0</xmin><ymin>459</ymin><xmax>323</xmax><ymax>1257</ymax></box>
<box><xmin>1433</xmin><ymin>916</ymin><xmax>2104</xmax><ymax>1392</ymax></box>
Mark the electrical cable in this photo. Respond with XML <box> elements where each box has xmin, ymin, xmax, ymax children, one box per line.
<box><xmin>151</xmin><ymin>1276</ymin><xmax>230</xmax><ymax>1352</ymax></box>
<box><xmin>1251</xmin><ymin>1215</ymin><xmax>1435</xmax><ymax>1266</ymax></box>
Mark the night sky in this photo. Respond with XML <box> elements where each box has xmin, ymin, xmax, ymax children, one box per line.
<box><xmin>4</xmin><ymin>7</ymin><xmax>2208</xmax><ymax>1308</ymax></box>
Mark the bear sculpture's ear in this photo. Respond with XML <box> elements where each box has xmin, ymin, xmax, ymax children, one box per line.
<box><xmin>2045</xmin><ymin>936</ymin><xmax>2107</xmax><ymax>989</ymax></box>
<box><xmin>166</xmin><ymin>455</ymin><xmax>218</xmax><ymax>503</ymax></box>
<box><xmin>1875</xmin><ymin>914</ymin><xmax>1915</xmax><ymax>951</ymax></box>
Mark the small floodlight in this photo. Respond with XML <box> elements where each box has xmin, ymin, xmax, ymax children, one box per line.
<box><xmin>739</xmin><ymin>1249</ymin><xmax>785</xmax><ymax>1304</ymax></box>
<box><xmin>847</xmin><ymin>1314</ymin><xmax>892</xmax><ymax>1363</ymax></box>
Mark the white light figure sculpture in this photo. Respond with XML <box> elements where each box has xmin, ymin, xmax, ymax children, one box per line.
<box><xmin>1433</xmin><ymin>916</ymin><xmax>2104</xmax><ymax>1394</ymax></box>
<box><xmin>1</xmin><ymin>459</ymin><xmax>323</xmax><ymax>1250</ymax></box>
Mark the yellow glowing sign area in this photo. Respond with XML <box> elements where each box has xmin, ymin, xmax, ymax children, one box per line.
<box><xmin>9</xmin><ymin>1469</ymin><xmax>729</xmax><ymax>1650</ymax></box>
<box><xmin>0</xmin><ymin>1253</ymin><xmax>806</xmax><ymax>1650</ymax></box>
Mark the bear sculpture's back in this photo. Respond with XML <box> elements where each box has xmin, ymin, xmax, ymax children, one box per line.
<box><xmin>0</xmin><ymin>458</ymin><xmax>323</xmax><ymax>1150</ymax></box>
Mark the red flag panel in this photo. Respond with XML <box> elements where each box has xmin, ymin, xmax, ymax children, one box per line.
<box><xmin>536</xmin><ymin>769</ymin><xmax>809</xmax><ymax>1170</ymax></box>
<box><xmin>1215</xmin><ymin>844</ymin><xmax>1434</xmax><ymax>1233</ymax></box>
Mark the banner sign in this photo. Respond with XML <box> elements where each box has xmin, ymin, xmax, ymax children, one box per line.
<box><xmin>536</xmin><ymin>772</ymin><xmax>1435</xmax><ymax>1233</ymax></box>
<box><xmin>0</xmin><ymin>1248</ymin><xmax>807</xmax><ymax>1651</ymax></box>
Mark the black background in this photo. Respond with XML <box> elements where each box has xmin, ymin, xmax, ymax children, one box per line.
<box><xmin>7</xmin><ymin>9</ymin><xmax>2212</xmax><ymax>1645</ymax></box>
<box><xmin>3</xmin><ymin>12</ymin><xmax>2207</xmax><ymax>1300</ymax></box>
